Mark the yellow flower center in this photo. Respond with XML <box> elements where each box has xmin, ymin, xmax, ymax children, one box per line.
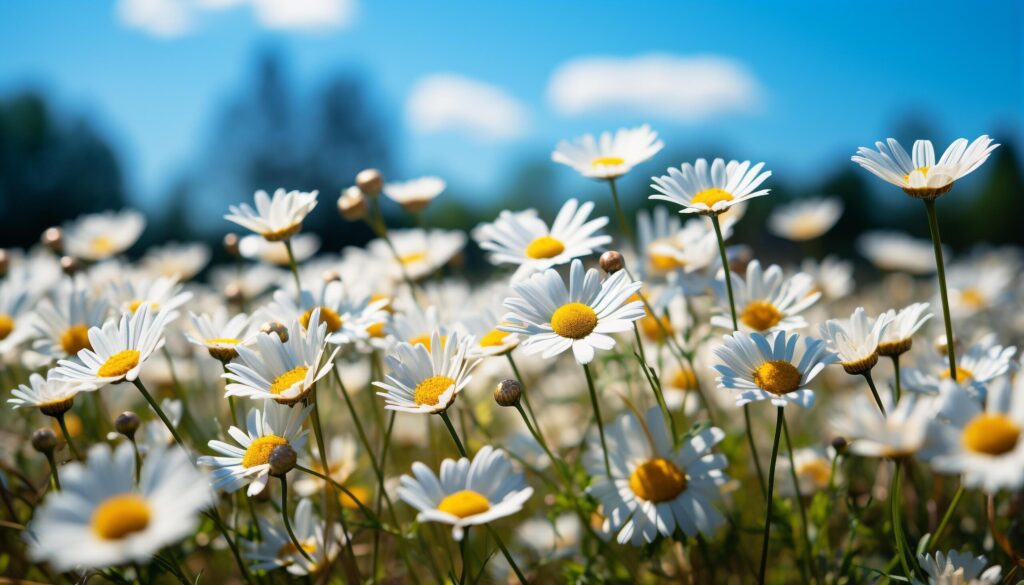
<box><xmin>261</xmin><ymin>223</ymin><xmax>302</xmax><ymax>242</ymax></box>
<box><xmin>0</xmin><ymin>314</ymin><xmax>14</xmax><ymax>340</ymax></box>
<box><xmin>796</xmin><ymin>459</ymin><xmax>832</xmax><ymax>489</ymax></box>
<box><xmin>242</xmin><ymin>435</ymin><xmax>288</xmax><ymax>468</ymax></box>
<box><xmin>752</xmin><ymin>360</ymin><xmax>802</xmax><ymax>395</ymax></box>
<box><xmin>479</xmin><ymin>329</ymin><xmax>509</xmax><ymax>347</ymax></box>
<box><xmin>128</xmin><ymin>299</ymin><xmax>158</xmax><ymax>313</ymax></box>
<box><xmin>339</xmin><ymin>485</ymin><xmax>371</xmax><ymax>510</ymax></box>
<box><xmin>939</xmin><ymin>367</ymin><xmax>974</xmax><ymax>385</ymax></box>
<box><xmin>300</xmin><ymin>306</ymin><xmax>343</xmax><ymax>332</ymax></box>
<box><xmin>639</xmin><ymin>312</ymin><xmax>672</xmax><ymax>341</ymax></box>
<box><xmin>60</xmin><ymin>323</ymin><xmax>93</xmax><ymax>355</ymax></box>
<box><xmin>370</xmin><ymin>293</ymin><xmax>393</xmax><ymax>313</ymax></box>
<box><xmin>367</xmin><ymin>322</ymin><xmax>386</xmax><ymax>338</ymax></box>
<box><xmin>91</xmin><ymin>236</ymin><xmax>116</xmax><ymax>255</ymax></box>
<box><xmin>98</xmin><ymin>349</ymin><xmax>141</xmax><ymax>378</ymax></box>
<box><xmin>591</xmin><ymin>156</ymin><xmax>625</xmax><ymax>167</ymax></box>
<box><xmin>740</xmin><ymin>300</ymin><xmax>783</xmax><ymax>331</ymax></box>
<box><xmin>902</xmin><ymin>166</ymin><xmax>930</xmax><ymax>181</ymax></box>
<box><xmin>408</xmin><ymin>334</ymin><xmax>446</xmax><ymax>351</ymax></box>
<box><xmin>962</xmin><ymin>413</ymin><xmax>1020</xmax><ymax>456</ymax></box>
<box><xmin>649</xmin><ymin>252</ymin><xmax>685</xmax><ymax>272</ymax></box>
<box><xmin>207</xmin><ymin>337</ymin><xmax>241</xmax><ymax>346</ymax></box>
<box><xmin>277</xmin><ymin>539</ymin><xmax>318</xmax><ymax>559</ymax></box>
<box><xmin>669</xmin><ymin>366</ymin><xmax>698</xmax><ymax>391</ymax></box>
<box><xmin>270</xmin><ymin>366</ymin><xmax>309</xmax><ymax>395</ymax></box>
<box><xmin>413</xmin><ymin>375</ymin><xmax>456</xmax><ymax>406</ymax></box>
<box><xmin>399</xmin><ymin>251</ymin><xmax>427</xmax><ymax>265</ymax></box>
<box><xmin>91</xmin><ymin>494</ymin><xmax>151</xmax><ymax>540</ymax></box>
<box><xmin>525</xmin><ymin>235</ymin><xmax>566</xmax><ymax>259</ymax></box>
<box><xmin>691</xmin><ymin>188</ymin><xmax>734</xmax><ymax>208</ymax></box>
<box><xmin>436</xmin><ymin>489</ymin><xmax>491</xmax><ymax>518</ymax></box>
<box><xmin>629</xmin><ymin>458</ymin><xmax>688</xmax><ymax>503</ymax></box>
<box><xmin>959</xmin><ymin>288</ymin><xmax>986</xmax><ymax>309</ymax></box>
<box><xmin>550</xmin><ymin>302</ymin><xmax>598</xmax><ymax>339</ymax></box>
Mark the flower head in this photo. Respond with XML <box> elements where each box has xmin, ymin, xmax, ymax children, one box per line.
<box><xmin>552</xmin><ymin>125</ymin><xmax>663</xmax><ymax>180</ymax></box>
<box><xmin>225</xmin><ymin>189</ymin><xmax>319</xmax><ymax>241</ymax></box>
<box><xmin>8</xmin><ymin>373</ymin><xmax>96</xmax><ymax>416</ymax></box>
<box><xmin>651</xmin><ymin>158</ymin><xmax>771</xmax><ymax>215</ymax></box>
<box><xmin>767</xmin><ymin>197</ymin><xmax>843</xmax><ymax>241</ymax></box>
<box><xmin>53</xmin><ymin>305</ymin><xmax>172</xmax><ymax>385</ymax></box>
<box><xmin>852</xmin><ymin>136</ymin><xmax>998</xmax><ymax>199</ymax></box>
<box><xmin>819</xmin><ymin>307</ymin><xmax>892</xmax><ymax>375</ymax></box>
<box><xmin>711</xmin><ymin>260</ymin><xmax>820</xmax><ymax>333</ymax></box>
<box><xmin>374</xmin><ymin>330</ymin><xmax>476</xmax><ymax>414</ymax></box>
<box><xmin>61</xmin><ymin>209</ymin><xmax>146</xmax><ymax>261</ymax></box>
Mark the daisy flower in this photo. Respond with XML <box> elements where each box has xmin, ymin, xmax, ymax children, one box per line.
<box><xmin>224</xmin><ymin>309</ymin><xmax>339</xmax><ymax>405</ymax></box>
<box><xmin>552</xmin><ymin>125</ymin><xmax>663</xmax><ymax>180</ymax></box>
<box><xmin>946</xmin><ymin>259</ymin><xmax>1016</xmax><ymax>317</ymax></box>
<box><xmin>650</xmin><ymin>157</ymin><xmax>771</xmax><ymax>215</ymax></box>
<box><xmin>499</xmin><ymin>259</ymin><xmax>645</xmax><ymax>365</ymax></box>
<box><xmin>61</xmin><ymin>209</ymin><xmax>146</xmax><ymax>261</ymax></box>
<box><xmin>472</xmin><ymin>199</ymin><xmax>611</xmax><ymax>279</ymax></box>
<box><xmin>139</xmin><ymin>242</ymin><xmax>211</xmax><ymax>280</ymax></box>
<box><xmin>830</xmin><ymin>392</ymin><xmax>938</xmax><ymax>459</ymax></box>
<box><xmin>30</xmin><ymin>277</ymin><xmax>109</xmax><ymax>361</ymax></box>
<box><xmin>0</xmin><ymin>277</ymin><xmax>35</xmax><ymax>353</ymax></box>
<box><xmin>852</xmin><ymin>136</ymin><xmax>999</xmax><ymax>199</ymax></box>
<box><xmin>397</xmin><ymin>445</ymin><xmax>533</xmax><ymax>541</ymax></box>
<box><xmin>585</xmin><ymin>407</ymin><xmax>728</xmax><ymax>545</ymax></box>
<box><xmin>800</xmin><ymin>256</ymin><xmax>854</xmax><ymax>301</ymax></box>
<box><xmin>776</xmin><ymin>446</ymin><xmax>837</xmax><ymax>497</ymax></box>
<box><xmin>374</xmin><ymin>330</ymin><xmax>475</xmax><ymax>414</ymax></box>
<box><xmin>711</xmin><ymin>260</ymin><xmax>820</xmax><ymax>333</ymax></box>
<box><xmin>53</xmin><ymin>305</ymin><xmax>171</xmax><ymax>386</ymax></box>
<box><xmin>8</xmin><ymin>373</ymin><xmax>96</xmax><ymax>417</ymax></box>
<box><xmin>185</xmin><ymin>309</ymin><xmax>254</xmax><ymax>363</ymax></box>
<box><xmin>225</xmin><ymin>188</ymin><xmax>319</xmax><ymax>241</ymax></box>
<box><xmin>198</xmin><ymin>402</ymin><xmax>310</xmax><ymax>496</ymax></box>
<box><xmin>458</xmin><ymin>308</ymin><xmax>520</xmax><ymax>359</ymax></box>
<box><xmin>767</xmin><ymin>196</ymin><xmax>843</xmax><ymax>241</ymax></box>
<box><xmin>636</xmin><ymin>206</ymin><xmax>683</xmax><ymax>276</ymax></box>
<box><xmin>263</xmin><ymin>281</ymin><xmax>388</xmax><ymax>346</ymax></box>
<box><xmin>932</xmin><ymin>379</ymin><xmax>1024</xmax><ymax>493</ymax></box>
<box><xmin>917</xmin><ymin>549</ymin><xmax>1002</xmax><ymax>585</ymax></box>
<box><xmin>27</xmin><ymin>443</ymin><xmax>212</xmax><ymax>571</ymax></box>
<box><xmin>878</xmin><ymin>302</ymin><xmax>933</xmax><ymax>357</ymax></box>
<box><xmin>239</xmin><ymin>233</ymin><xmax>321</xmax><ymax>266</ymax></box>
<box><xmin>387</xmin><ymin>304</ymin><xmax>448</xmax><ymax>349</ymax></box>
<box><xmin>713</xmin><ymin>330</ymin><xmax>836</xmax><ymax>409</ymax></box>
<box><xmin>242</xmin><ymin>498</ymin><xmax>344</xmax><ymax>575</ymax></box>
<box><xmin>858</xmin><ymin>231</ymin><xmax>942</xmax><ymax>274</ymax></box>
<box><xmin>901</xmin><ymin>334</ymin><xmax>1016</xmax><ymax>397</ymax></box>
<box><xmin>110</xmin><ymin>274</ymin><xmax>193</xmax><ymax>317</ymax></box>
<box><xmin>818</xmin><ymin>307</ymin><xmax>892</xmax><ymax>375</ymax></box>
<box><xmin>383</xmin><ymin>176</ymin><xmax>446</xmax><ymax>213</ymax></box>
<box><xmin>364</xmin><ymin>228</ymin><xmax>466</xmax><ymax>281</ymax></box>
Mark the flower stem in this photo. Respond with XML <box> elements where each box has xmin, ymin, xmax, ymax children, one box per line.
<box><xmin>582</xmin><ymin>363</ymin><xmax>612</xmax><ymax>478</ymax></box>
<box><xmin>279</xmin><ymin>476</ymin><xmax>316</xmax><ymax>563</ymax></box>
<box><xmin>607</xmin><ymin>178</ymin><xmax>634</xmax><ymax>245</ymax></box>
<box><xmin>781</xmin><ymin>415</ymin><xmax>815</xmax><ymax>584</ymax></box>
<box><xmin>745</xmin><ymin>405</ymin><xmax>768</xmax><ymax>498</ymax></box>
<box><xmin>862</xmin><ymin>371</ymin><xmax>886</xmax><ymax>415</ymax></box>
<box><xmin>506</xmin><ymin>353</ymin><xmax>541</xmax><ymax>431</ymax></box>
<box><xmin>440</xmin><ymin>410</ymin><xmax>468</xmax><ymax>457</ymax></box>
<box><xmin>891</xmin><ymin>356</ymin><xmax>902</xmax><ymax>404</ymax></box>
<box><xmin>710</xmin><ymin>214</ymin><xmax>738</xmax><ymax>330</ymax></box>
<box><xmin>44</xmin><ymin>451</ymin><xmax>60</xmax><ymax>491</ymax></box>
<box><xmin>923</xmin><ymin>484</ymin><xmax>964</xmax><ymax>552</ymax></box>
<box><xmin>459</xmin><ymin>528</ymin><xmax>470</xmax><ymax>584</ymax></box>
<box><xmin>486</xmin><ymin>525</ymin><xmax>529</xmax><ymax>584</ymax></box>
<box><xmin>758</xmin><ymin>406</ymin><xmax>785</xmax><ymax>585</ymax></box>
<box><xmin>295</xmin><ymin>465</ymin><xmax>383</xmax><ymax>526</ymax></box>
<box><xmin>923</xmin><ymin>199</ymin><xmax>957</xmax><ymax>378</ymax></box>
<box><xmin>632</xmin><ymin>322</ymin><xmax>677</xmax><ymax>441</ymax></box>
<box><xmin>132</xmin><ymin>379</ymin><xmax>187</xmax><ymax>451</ymax></box>
<box><xmin>890</xmin><ymin>461</ymin><xmax>915</xmax><ymax>578</ymax></box>
<box><xmin>283</xmin><ymin>238</ymin><xmax>303</xmax><ymax>299</ymax></box>
<box><xmin>55</xmin><ymin>412</ymin><xmax>81</xmax><ymax>460</ymax></box>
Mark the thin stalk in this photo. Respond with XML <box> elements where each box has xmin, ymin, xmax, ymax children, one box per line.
<box><xmin>55</xmin><ymin>413</ymin><xmax>81</xmax><ymax>460</ymax></box>
<box><xmin>279</xmin><ymin>476</ymin><xmax>316</xmax><ymax>563</ymax></box>
<box><xmin>633</xmin><ymin>323</ymin><xmax>677</xmax><ymax>439</ymax></box>
<box><xmin>923</xmin><ymin>484</ymin><xmax>964</xmax><ymax>551</ymax></box>
<box><xmin>283</xmin><ymin>238</ymin><xmax>303</xmax><ymax>299</ymax></box>
<box><xmin>132</xmin><ymin>379</ymin><xmax>187</xmax><ymax>451</ymax></box>
<box><xmin>863</xmin><ymin>371</ymin><xmax>886</xmax><ymax>415</ymax></box>
<box><xmin>607</xmin><ymin>178</ymin><xmax>633</xmax><ymax>245</ymax></box>
<box><xmin>506</xmin><ymin>353</ymin><xmax>540</xmax><ymax>431</ymax></box>
<box><xmin>294</xmin><ymin>465</ymin><xmax>382</xmax><ymax>526</ymax></box>
<box><xmin>745</xmin><ymin>405</ymin><xmax>768</xmax><ymax>498</ymax></box>
<box><xmin>372</xmin><ymin>411</ymin><xmax>397</xmax><ymax>581</ymax></box>
<box><xmin>891</xmin><ymin>356</ymin><xmax>902</xmax><ymax>404</ymax></box>
<box><xmin>782</xmin><ymin>415</ymin><xmax>815</xmax><ymax>584</ymax></box>
<box><xmin>711</xmin><ymin>213</ymin><xmax>738</xmax><ymax>330</ymax></box>
<box><xmin>308</xmin><ymin>397</ymin><xmax>359</xmax><ymax>582</ymax></box>
<box><xmin>130</xmin><ymin>438</ymin><xmax>142</xmax><ymax>484</ymax></box>
<box><xmin>486</xmin><ymin>525</ymin><xmax>529</xmax><ymax>584</ymax></box>
<box><xmin>44</xmin><ymin>451</ymin><xmax>61</xmax><ymax>491</ymax></box>
<box><xmin>204</xmin><ymin>508</ymin><xmax>254</xmax><ymax>585</ymax></box>
<box><xmin>923</xmin><ymin>199</ymin><xmax>957</xmax><ymax>378</ymax></box>
<box><xmin>440</xmin><ymin>411</ymin><xmax>468</xmax><ymax>457</ymax></box>
<box><xmin>891</xmin><ymin>461</ymin><xmax>915</xmax><ymax>579</ymax></box>
<box><xmin>758</xmin><ymin>406</ymin><xmax>785</xmax><ymax>585</ymax></box>
<box><xmin>459</xmin><ymin>528</ymin><xmax>469</xmax><ymax>584</ymax></box>
<box><xmin>582</xmin><ymin>363</ymin><xmax>612</xmax><ymax>477</ymax></box>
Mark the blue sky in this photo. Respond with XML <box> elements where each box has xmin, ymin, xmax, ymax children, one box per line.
<box><xmin>1</xmin><ymin>0</ymin><xmax>1020</xmax><ymax>208</ymax></box>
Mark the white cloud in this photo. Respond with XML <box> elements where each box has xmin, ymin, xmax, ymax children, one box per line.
<box><xmin>548</xmin><ymin>54</ymin><xmax>763</xmax><ymax>122</ymax></box>
<box><xmin>117</xmin><ymin>0</ymin><xmax>355</xmax><ymax>37</ymax></box>
<box><xmin>406</xmin><ymin>74</ymin><xmax>530</xmax><ymax>141</ymax></box>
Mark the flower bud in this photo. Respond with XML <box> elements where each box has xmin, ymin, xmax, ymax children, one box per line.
<box><xmin>337</xmin><ymin>186</ymin><xmax>368</xmax><ymax>221</ymax></box>
<box><xmin>115</xmin><ymin>411</ymin><xmax>141</xmax><ymax>439</ymax></box>
<box><xmin>224</xmin><ymin>283</ymin><xmax>243</xmax><ymax>304</ymax></box>
<box><xmin>59</xmin><ymin>255</ymin><xmax>79</xmax><ymax>276</ymax></box>
<box><xmin>268</xmin><ymin>444</ymin><xmax>297</xmax><ymax>477</ymax></box>
<box><xmin>223</xmin><ymin>233</ymin><xmax>240</xmax><ymax>257</ymax></box>
<box><xmin>830</xmin><ymin>436</ymin><xmax>848</xmax><ymax>455</ymax></box>
<box><xmin>260</xmin><ymin>321</ymin><xmax>289</xmax><ymax>343</ymax></box>
<box><xmin>355</xmin><ymin>168</ymin><xmax>383</xmax><ymax>197</ymax></box>
<box><xmin>493</xmin><ymin>379</ymin><xmax>522</xmax><ymax>407</ymax></box>
<box><xmin>599</xmin><ymin>250</ymin><xmax>625</xmax><ymax>274</ymax></box>
<box><xmin>31</xmin><ymin>428</ymin><xmax>59</xmax><ymax>454</ymax></box>
<box><xmin>41</xmin><ymin>227</ymin><xmax>63</xmax><ymax>252</ymax></box>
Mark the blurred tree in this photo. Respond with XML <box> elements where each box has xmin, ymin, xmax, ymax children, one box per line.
<box><xmin>0</xmin><ymin>92</ymin><xmax>126</xmax><ymax>248</ymax></box>
<box><xmin>949</xmin><ymin>139</ymin><xmax>1023</xmax><ymax>247</ymax></box>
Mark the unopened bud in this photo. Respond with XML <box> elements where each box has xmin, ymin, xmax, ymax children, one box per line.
<box><xmin>268</xmin><ymin>444</ymin><xmax>297</xmax><ymax>477</ymax></box>
<box><xmin>260</xmin><ymin>321</ymin><xmax>289</xmax><ymax>343</ymax></box>
<box><xmin>59</xmin><ymin>256</ymin><xmax>79</xmax><ymax>275</ymax></box>
<box><xmin>355</xmin><ymin>168</ymin><xmax>383</xmax><ymax>197</ymax></box>
<box><xmin>494</xmin><ymin>379</ymin><xmax>522</xmax><ymax>407</ymax></box>
<box><xmin>223</xmin><ymin>233</ymin><xmax>240</xmax><ymax>257</ymax></box>
<box><xmin>115</xmin><ymin>411</ymin><xmax>141</xmax><ymax>439</ymax></box>
<box><xmin>41</xmin><ymin>227</ymin><xmax>63</xmax><ymax>252</ymax></box>
<box><xmin>830</xmin><ymin>436</ymin><xmax>848</xmax><ymax>455</ymax></box>
<box><xmin>599</xmin><ymin>251</ymin><xmax>625</xmax><ymax>274</ymax></box>
<box><xmin>31</xmin><ymin>428</ymin><xmax>59</xmax><ymax>454</ymax></box>
<box><xmin>337</xmin><ymin>186</ymin><xmax>368</xmax><ymax>221</ymax></box>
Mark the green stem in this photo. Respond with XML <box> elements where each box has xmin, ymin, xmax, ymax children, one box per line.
<box><xmin>295</xmin><ymin>465</ymin><xmax>383</xmax><ymax>526</ymax></box>
<box><xmin>372</xmin><ymin>410</ymin><xmax>397</xmax><ymax>581</ymax></box>
<box><xmin>711</xmin><ymin>214</ymin><xmax>738</xmax><ymax>330</ymax></box>
<box><xmin>283</xmin><ymin>238</ymin><xmax>303</xmax><ymax>299</ymax></box>
<box><xmin>891</xmin><ymin>461</ymin><xmax>915</xmax><ymax>578</ymax></box>
<box><xmin>130</xmin><ymin>439</ymin><xmax>142</xmax><ymax>484</ymax></box>
<box><xmin>55</xmin><ymin>413</ymin><xmax>81</xmax><ymax>460</ymax></box>
<box><xmin>132</xmin><ymin>379</ymin><xmax>187</xmax><ymax>451</ymax></box>
<box><xmin>633</xmin><ymin>323</ymin><xmax>677</xmax><ymax>441</ymax></box>
<box><xmin>45</xmin><ymin>452</ymin><xmax>60</xmax><ymax>491</ymax></box>
<box><xmin>758</xmin><ymin>406</ymin><xmax>785</xmax><ymax>585</ymax></box>
<box><xmin>782</xmin><ymin>415</ymin><xmax>815</xmax><ymax>584</ymax></box>
<box><xmin>308</xmin><ymin>396</ymin><xmax>358</xmax><ymax>582</ymax></box>
<box><xmin>506</xmin><ymin>353</ymin><xmax>540</xmax><ymax>431</ymax></box>
<box><xmin>745</xmin><ymin>405</ymin><xmax>768</xmax><ymax>498</ymax></box>
<box><xmin>923</xmin><ymin>484</ymin><xmax>965</xmax><ymax>552</ymax></box>
<box><xmin>279</xmin><ymin>476</ymin><xmax>316</xmax><ymax>563</ymax></box>
<box><xmin>891</xmin><ymin>356</ymin><xmax>902</xmax><ymax>404</ymax></box>
<box><xmin>923</xmin><ymin>199</ymin><xmax>957</xmax><ymax>378</ymax></box>
<box><xmin>863</xmin><ymin>371</ymin><xmax>886</xmax><ymax>415</ymax></box>
<box><xmin>582</xmin><ymin>363</ymin><xmax>612</xmax><ymax>478</ymax></box>
<box><xmin>440</xmin><ymin>411</ymin><xmax>468</xmax><ymax>457</ymax></box>
<box><xmin>607</xmin><ymin>178</ymin><xmax>633</xmax><ymax>245</ymax></box>
<box><xmin>459</xmin><ymin>528</ymin><xmax>469</xmax><ymax>584</ymax></box>
<box><xmin>487</xmin><ymin>525</ymin><xmax>529</xmax><ymax>584</ymax></box>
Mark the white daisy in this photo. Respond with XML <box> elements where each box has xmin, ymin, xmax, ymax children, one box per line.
<box><xmin>902</xmin><ymin>334</ymin><xmax>1016</xmax><ymax>397</ymax></box>
<box><xmin>711</xmin><ymin>260</ymin><xmax>820</xmax><ymax>333</ymax></box>
<box><xmin>8</xmin><ymin>373</ymin><xmax>96</xmax><ymax>416</ymax></box>
<box><xmin>242</xmin><ymin>498</ymin><xmax>344</xmax><ymax>575</ymax></box>
<box><xmin>830</xmin><ymin>392</ymin><xmax>939</xmax><ymax>459</ymax></box>
<box><xmin>472</xmin><ymin>199</ymin><xmax>611</xmax><ymax>279</ymax></box>
<box><xmin>387</xmin><ymin>304</ymin><xmax>448</xmax><ymax>349</ymax></box>
<box><xmin>110</xmin><ymin>274</ymin><xmax>193</xmax><ymax>317</ymax></box>
<box><xmin>713</xmin><ymin>330</ymin><xmax>836</xmax><ymax>409</ymax></box>
<box><xmin>852</xmin><ymin>136</ymin><xmax>999</xmax><ymax>199</ymax></box>
<box><xmin>946</xmin><ymin>259</ymin><xmax>1016</xmax><ymax>317</ymax></box>
<box><xmin>800</xmin><ymin>256</ymin><xmax>854</xmax><ymax>301</ymax></box>
<box><xmin>61</xmin><ymin>209</ymin><xmax>146</xmax><ymax>261</ymax></box>
<box><xmin>397</xmin><ymin>445</ymin><xmax>533</xmax><ymax>541</ymax></box>
<box><xmin>139</xmin><ymin>242</ymin><xmax>211</xmax><ymax>281</ymax></box>
<box><xmin>586</xmin><ymin>406</ymin><xmax>728</xmax><ymax>545</ymax></box>
<box><xmin>932</xmin><ymin>379</ymin><xmax>1024</xmax><ymax>493</ymax></box>
<box><xmin>917</xmin><ymin>549</ymin><xmax>1002</xmax><ymax>585</ymax></box>
<box><xmin>552</xmin><ymin>124</ymin><xmax>663</xmax><ymax>180</ymax></box>
<box><xmin>30</xmin><ymin>277</ymin><xmax>110</xmax><ymax>362</ymax></box>
<box><xmin>650</xmin><ymin>157</ymin><xmax>771</xmax><ymax>215</ymax></box>
<box><xmin>263</xmin><ymin>281</ymin><xmax>388</xmax><ymax>346</ymax></box>
<box><xmin>185</xmin><ymin>309</ymin><xmax>255</xmax><ymax>363</ymax></box>
<box><xmin>374</xmin><ymin>330</ymin><xmax>475</xmax><ymax>414</ymax></box>
<box><xmin>819</xmin><ymin>307</ymin><xmax>892</xmax><ymax>374</ymax></box>
<box><xmin>198</xmin><ymin>402</ymin><xmax>310</xmax><ymax>496</ymax></box>
<box><xmin>776</xmin><ymin>446</ymin><xmax>837</xmax><ymax>497</ymax></box>
<box><xmin>499</xmin><ymin>259</ymin><xmax>645</xmax><ymax>365</ymax></box>
<box><xmin>383</xmin><ymin>176</ymin><xmax>446</xmax><ymax>213</ymax></box>
<box><xmin>27</xmin><ymin>442</ymin><xmax>212</xmax><ymax>571</ymax></box>
<box><xmin>458</xmin><ymin>308</ymin><xmax>520</xmax><ymax>359</ymax></box>
<box><xmin>767</xmin><ymin>196</ymin><xmax>843</xmax><ymax>241</ymax></box>
<box><xmin>858</xmin><ymin>231</ymin><xmax>942</xmax><ymax>274</ymax></box>
<box><xmin>52</xmin><ymin>305</ymin><xmax>172</xmax><ymax>386</ymax></box>
<box><xmin>636</xmin><ymin>205</ymin><xmax>683</xmax><ymax>276</ymax></box>
<box><xmin>0</xmin><ymin>277</ymin><xmax>35</xmax><ymax>353</ymax></box>
<box><xmin>225</xmin><ymin>188</ymin><xmax>319</xmax><ymax>241</ymax></box>
<box><xmin>223</xmin><ymin>310</ymin><xmax>339</xmax><ymax>405</ymax></box>
<box><xmin>239</xmin><ymin>233</ymin><xmax>321</xmax><ymax>266</ymax></box>
<box><xmin>364</xmin><ymin>228</ymin><xmax>466</xmax><ymax>281</ymax></box>
<box><xmin>878</xmin><ymin>302</ymin><xmax>933</xmax><ymax>357</ymax></box>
